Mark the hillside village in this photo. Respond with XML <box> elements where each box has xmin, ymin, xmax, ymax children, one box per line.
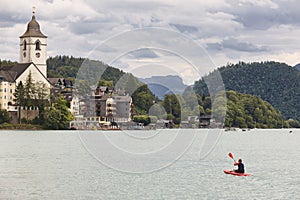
<box><xmin>0</xmin><ymin>11</ymin><xmax>133</xmax><ymax>130</ymax></box>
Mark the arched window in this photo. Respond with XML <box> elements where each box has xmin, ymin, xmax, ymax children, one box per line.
<box><xmin>23</xmin><ymin>40</ymin><xmax>27</xmax><ymax>50</ymax></box>
<box><xmin>35</xmin><ymin>40</ymin><xmax>41</xmax><ymax>50</ymax></box>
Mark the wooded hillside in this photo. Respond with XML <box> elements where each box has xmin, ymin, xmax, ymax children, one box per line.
<box><xmin>194</xmin><ymin>61</ymin><xmax>300</xmax><ymax>121</ymax></box>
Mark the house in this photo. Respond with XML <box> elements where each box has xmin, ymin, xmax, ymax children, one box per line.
<box><xmin>69</xmin><ymin>86</ymin><xmax>133</xmax><ymax>129</ymax></box>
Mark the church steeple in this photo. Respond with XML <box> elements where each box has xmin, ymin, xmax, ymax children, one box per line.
<box><xmin>19</xmin><ymin>7</ymin><xmax>47</xmax><ymax>77</ymax></box>
<box><xmin>20</xmin><ymin>7</ymin><xmax>47</xmax><ymax>38</ymax></box>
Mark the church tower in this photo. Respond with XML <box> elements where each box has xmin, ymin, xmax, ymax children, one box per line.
<box><xmin>19</xmin><ymin>8</ymin><xmax>47</xmax><ymax>77</ymax></box>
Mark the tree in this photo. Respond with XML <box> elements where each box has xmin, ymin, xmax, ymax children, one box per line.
<box><xmin>131</xmin><ymin>84</ymin><xmax>155</xmax><ymax>115</ymax></box>
<box><xmin>162</xmin><ymin>94</ymin><xmax>181</xmax><ymax>124</ymax></box>
<box><xmin>133</xmin><ymin>115</ymin><xmax>151</xmax><ymax>126</ymax></box>
<box><xmin>43</xmin><ymin>96</ymin><xmax>74</xmax><ymax>129</ymax></box>
<box><xmin>14</xmin><ymin>81</ymin><xmax>25</xmax><ymax>123</ymax></box>
<box><xmin>24</xmin><ymin>71</ymin><xmax>36</xmax><ymax>122</ymax></box>
<box><xmin>0</xmin><ymin>109</ymin><xmax>11</xmax><ymax>124</ymax></box>
<box><xmin>97</xmin><ymin>79</ymin><xmax>114</xmax><ymax>87</ymax></box>
<box><xmin>34</xmin><ymin>82</ymin><xmax>49</xmax><ymax>124</ymax></box>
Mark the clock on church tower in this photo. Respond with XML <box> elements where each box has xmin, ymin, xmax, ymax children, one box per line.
<box><xmin>19</xmin><ymin>8</ymin><xmax>47</xmax><ymax>77</ymax></box>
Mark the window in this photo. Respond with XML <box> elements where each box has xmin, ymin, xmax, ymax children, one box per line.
<box><xmin>35</xmin><ymin>40</ymin><xmax>41</xmax><ymax>50</ymax></box>
<box><xmin>23</xmin><ymin>40</ymin><xmax>27</xmax><ymax>50</ymax></box>
<box><xmin>4</xmin><ymin>88</ymin><xmax>6</xmax><ymax>92</ymax></box>
<box><xmin>10</xmin><ymin>89</ymin><xmax>12</xmax><ymax>93</ymax></box>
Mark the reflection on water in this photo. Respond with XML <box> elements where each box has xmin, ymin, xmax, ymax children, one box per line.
<box><xmin>0</xmin><ymin>129</ymin><xmax>299</xmax><ymax>199</ymax></box>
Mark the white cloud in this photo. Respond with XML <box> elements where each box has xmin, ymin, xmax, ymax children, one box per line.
<box><xmin>1</xmin><ymin>0</ymin><xmax>300</xmax><ymax>84</ymax></box>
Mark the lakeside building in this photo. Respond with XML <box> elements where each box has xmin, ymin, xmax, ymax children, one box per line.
<box><xmin>70</xmin><ymin>86</ymin><xmax>133</xmax><ymax>129</ymax></box>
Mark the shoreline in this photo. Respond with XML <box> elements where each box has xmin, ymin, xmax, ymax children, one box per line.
<box><xmin>0</xmin><ymin>125</ymin><xmax>297</xmax><ymax>131</ymax></box>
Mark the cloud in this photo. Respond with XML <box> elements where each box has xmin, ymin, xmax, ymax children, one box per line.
<box><xmin>170</xmin><ymin>23</ymin><xmax>198</xmax><ymax>33</ymax></box>
<box><xmin>207</xmin><ymin>37</ymin><xmax>268</xmax><ymax>52</ymax></box>
<box><xmin>223</xmin><ymin>0</ymin><xmax>300</xmax><ymax>30</ymax></box>
<box><xmin>127</xmin><ymin>48</ymin><xmax>160</xmax><ymax>59</ymax></box>
<box><xmin>2</xmin><ymin>0</ymin><xmax>300</xmax><ymax>83</ymax></box>
<box><xmin>226</xmin><ymin>38</ymin><xmax>267</xmax><ymax>52</ymax></box>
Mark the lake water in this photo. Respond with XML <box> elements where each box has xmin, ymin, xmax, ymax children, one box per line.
<box><xmin>0</xmin><ymin>129</ymin><xmax>299</xmax><ymax>199</ymax></box>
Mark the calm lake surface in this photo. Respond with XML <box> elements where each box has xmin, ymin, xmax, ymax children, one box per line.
<box><xmin>0</xmin><ymin>129</ymin><xmax>299</xmax><ymax>199</ymax></box>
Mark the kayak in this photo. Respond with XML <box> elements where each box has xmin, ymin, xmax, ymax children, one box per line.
<box><xmin>224</xmin><ymin>170</ymin><xmax>251</xmax><ymax>176</ymax></box>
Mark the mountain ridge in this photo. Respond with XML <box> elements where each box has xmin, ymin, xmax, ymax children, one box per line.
<box><xmin>139</xmin><ymin>75</ymin><xmax>188</xmax><ymax>99</ymax></box>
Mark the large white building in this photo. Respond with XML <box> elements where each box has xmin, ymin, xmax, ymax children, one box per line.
<box><xmin>0</xmin><ymin>10</ymin><xmax>50</xmax><ymax>111</ymax></box>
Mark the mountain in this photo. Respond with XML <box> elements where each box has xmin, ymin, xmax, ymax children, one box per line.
<box><xmin>294</xmin><ymin>63</ymin><xmax>300</xmax><ymax>71</ymax></box>
<box><xmin>194</xmin><ymin>61</ymin><xmax>300</xmax><ymax>121</ymax></box>
<box><xmin>139</xmin><ymin>75</ymin><xmax>188</xmax><ymax>99</ymax></box>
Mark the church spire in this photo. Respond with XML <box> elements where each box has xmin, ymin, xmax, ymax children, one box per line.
<box><xmin>19</xmin><ymin>7</ymin><xmax>48</xmax><ymax>77</ymax></box>
<box><xmin>20</xmin><ymin>7</ymin><xmax>47</xmax><ymax>38</ymax></box>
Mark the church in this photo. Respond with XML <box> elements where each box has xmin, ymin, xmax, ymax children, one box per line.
<box><xmin>0</xmin><ymin>10</ymin><xmax>51</xmax><ymax>113</ymax></box>
<box><xmin>0</xmin><ymin>9</ymin><xmax>133</xmax><ymax>127</ymax></box>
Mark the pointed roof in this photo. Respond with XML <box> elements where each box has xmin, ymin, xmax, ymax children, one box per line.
<box><xmin>0</xmin><ymin>62</ymin><xmax>51</xmax><ymax>85</ymax></box>
<box><xmin>20</xmin><ymin>14</ymin><xmax>47</xmax><ymax>38</ymax></box>
<box><xmin>0</xmin><ymin>63</ymin><xmax>32</xmax><ymax>81</ymax></box>
<box><xmin>0</xmin><ymin>70</ymin><xmax>17</xmax><ymax>82</ymax></box>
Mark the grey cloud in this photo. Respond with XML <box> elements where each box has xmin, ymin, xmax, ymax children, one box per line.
<box><xmin>87</xmin><ymin>0</ymin><xmax>170</xmax><ymax>12</ymax></box>
<box><xmin>223</xmin><ymin>0</ymin><xmax>300</xmax><ymax>30</ymax></box>
<box><xmin>206</xmin><ymin>43</ymin><xmax>223</xmax><ymax>51</ymax></box>
<box><xmin>207</xmin><ymin>38</ymin><xmax>268</xmax><ymax>52</ymax></box>
<box><xmin>128</xmin><ymin>48</ymin><xmax>159</xmax><ymax>59</ymax></box>
<box><xmin>170</xmin><ymin>23</ymin><xmax>198</xmax><ymax>33</ymax></box>
<box><xmin>97</xmin><ymin>44</ymin><xmax>118</xmax><ymax>53</ymax></box>
<box><xmin>69</xmin><ymin>21</ymin><xmax>103</xmax><ymax>35</ymax></box>
<box><xmin>67</xmin><ymin>16</ymin><xmax>117</xmax><ymax>35</ymax></box>
<box><xmin>0</xmin><ymin>12</ymin><xmax>27</xmax><ymax>27</ymax></box>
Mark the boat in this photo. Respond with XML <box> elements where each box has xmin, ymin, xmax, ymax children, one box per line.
<box><xmin>223</xmin><ymin>170</ymin><xmax>251</xmax><ymax>176</ymax></box>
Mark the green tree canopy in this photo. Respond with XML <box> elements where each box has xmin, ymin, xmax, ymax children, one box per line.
<box><xmin>43</xmin><ymin>96</ymin><xmax>74</xmax><ymax>129</ymax></box>
<box><xmin>224</xmin><ymin>91</ymin><xmax>284</xmax><ymax>128</ymax></box>
<box><xmin>0</xmin><ymin>109</ymin><xmax>11</xmax><ymax>124</ymax></box>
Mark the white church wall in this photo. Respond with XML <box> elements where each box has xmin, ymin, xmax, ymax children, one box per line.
<box><xmin>16</xmin><ymin>64</ymin><xmax>51</xmax><ymax>91</ymax></box>
<box><xmin>19</xmin><ymin>37</ymin><xmax>47</xmax><ymax>77</ymax></box>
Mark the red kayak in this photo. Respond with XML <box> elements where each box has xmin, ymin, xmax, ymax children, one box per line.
<box><xmin>224</xmin><ymin>170</ymin><xmax>251</xmax><ymax>176</ymax></box>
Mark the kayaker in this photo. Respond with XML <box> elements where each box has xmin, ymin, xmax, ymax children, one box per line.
<box><xmin>234</xmin><ymin>158</ymin><xmax>245</xmax><ymax>173</ymax></box>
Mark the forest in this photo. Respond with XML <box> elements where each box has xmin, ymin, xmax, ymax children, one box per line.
<box><xmin>223</xmin><ymin>91</ymin><xmax>298</xmax><ymax>128</ymax></box>
<box><xmin>194</xmin><ymin>61</ymin><xmax>300</xmax><ymax>122</ymax></box>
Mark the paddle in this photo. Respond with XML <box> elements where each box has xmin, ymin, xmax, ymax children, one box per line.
<box><xmin>228</xmin><ymin>152</ymin><xmax>236</xmax><ymax>162</ymax></box>
<box><xmin>228</xmin><ymin>152</ymin><xmax>237</xmax><ymax>171</ymax></box>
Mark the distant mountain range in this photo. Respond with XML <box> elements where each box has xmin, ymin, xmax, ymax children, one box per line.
<box><xmin>194</xmin><ymin>61</ymin><xmax>300</xmax><ymax>121</ymax></box>
<box><xmin>139</xmin><ymin>75</ymin><xmax>188</xmax><ymax>99</ymax></box>
<box><xmin>294</xmin><ymin>63</ymin><xmax>300</xmax><ymax>71</ymax></box>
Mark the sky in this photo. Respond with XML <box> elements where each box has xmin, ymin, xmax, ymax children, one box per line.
<box><xmin>1</xmin><ymin>0</ymin><xmax>300</xmax><ymax>84</ymax></box>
